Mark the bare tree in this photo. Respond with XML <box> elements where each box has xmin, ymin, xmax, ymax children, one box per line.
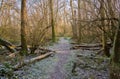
<box><xmin>110</xmin><ymin>16</ymin><xmax>120</xmax><ymax>79</ymax></box>
<box><xmin>70</xmin><ymin>0</ymin><xmax>78</xmax><ymax>39</ymax></box>
<box><xmin>49</xmin><ymin>0</ymin><xmax>56</xmax><ymax>42</ymax></box>
<box><xmin>21</xmin><ymin>0</ymin><xmax>28</xmax><ymax>55</ymax></box>
<box><xmin>99</xmin><ymin>0</ymin><xmax>110</xmax><ymax>57</ymax></box>
<box><xmin>78</xmin><ymin>0</ymin><xmax>82</xmax><ymax>42</ymax></box>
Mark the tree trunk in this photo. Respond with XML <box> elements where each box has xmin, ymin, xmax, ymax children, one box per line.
<box><xmin>50</xmin><ymin>0</ymin><xmax>56</xmax><ymax>42</ymax></box>
<box><xmin>70</xmin><ymin>0</ymin><xmax>78</xmax><ymax>39</ymax></box>
<box><xmin>78</xmin><ymin>0</ymin><xmax>82</xmax><ymax>43</ymax></box>
<box><xmin>100</xmin><ymin>0</ymin><xmax>110</xmax><ymax>57</ymax></box>
<box><xmin>107</xmin><ymin>0</ymin><xmax>116</xmax><ymax>43</ymax></box>
<box><xmin>110</xmin><ymin>17</ymin><xmax>120</xmax><ymax>79</ymax></box>
<box><xmin>21</xmin><ymin>0</ymin><xmax>28</xmax><ymax>55</ymax></box>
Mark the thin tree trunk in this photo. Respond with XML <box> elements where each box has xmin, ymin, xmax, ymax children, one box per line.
<box><xmin>78</xmin><ymin>0</ymin><xmax>82</xmax><ymax>43</ymax></box>
<box><xmin>112</xmin><ymin>18</ymin><xmax>120</xmax><ymax>63</ymax></box>
<box><xmin>107</xmin><ymin>0</ymin><xmax>116</xmax><ymax>43</ymax></box>
<box><xmin>21</xmin><ymin>0</ymin><xmax>28</xmax><ymax>55</ymax></box>
<box><xmin>110</xmin><ymin>17</ymin><xmax>120</xmax><ymax>79</ymax></box>
<box><xmin>50</xmin><ymin>0</ymin><xmax>56</xmax><ymax>42</ymax></box>
<box><xmin>70</xmin><ymin>0</ymin><xmax>77</xmax><ymax>39</ymax></box>
<box><xmin>100</xmin><ymin>0</ymin><xmax>110</xmax><ymax>57</ymax></box>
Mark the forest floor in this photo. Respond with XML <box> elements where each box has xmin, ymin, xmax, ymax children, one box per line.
<box><xmin>15</xmin><ymin>37</ymin><xmax>110</xmax><ymax>79</ymax></box>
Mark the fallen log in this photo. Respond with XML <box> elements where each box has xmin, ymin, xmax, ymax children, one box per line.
<box><xmin>8</xmin><ymin>52</ymin><xmax>19</xmax><ymax>58</ymax></box>
<box><xmin>96</xmin><ymin>48</ymin><xmax>104</xmax><ymax>55</ymax></box>
<box><xmin>71</xmin><ymin>44</ymin><xmax>102</xmax><ymax>49</ymax></box>
<box><xmin>13</xmin><ymin>52</ymin><xmax>54</xmax><ymax>70</ymax></box>
<box><xmin>0</xmin><ymin>38</ymin><xmax>16</xmax><ymax>52</ymax></box>
<box><xmin>7</xmin><ymin>46</ymin><xmax>54</xmax><ymax>58</ymax></box>
<box><xmin>83</xmin><ymin>48</ymin><xmax>100</xmax><ymax>50</ymax></box>
<box><xmin>70</xmin><ymin>43</ymin><xmax>111</xmax><ymax>50</ymax></box>
<box><xmin>38</xmin><ymin>47</ymin><xmax>52</xmax><ymax>52</ymax></box>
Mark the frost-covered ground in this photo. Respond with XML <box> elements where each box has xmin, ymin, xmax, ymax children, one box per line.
<box><xmin>15</xmin><ymin>37</ymin><xmax>109</xmax><ymax>79</ymax></box>
<box><xmin>71</xmin><ymin>50</ymin><xmax>110</xmax><ymax>79</ymax></box>
<box><xmin>16</xmin><ymin>37</ymin><xmax>76</xmax><ymax>79</ymax></box>
<box><xmin>15</xmin><ymin>51</ymin><xmax>75</xmax><ymax>79</ymax></box>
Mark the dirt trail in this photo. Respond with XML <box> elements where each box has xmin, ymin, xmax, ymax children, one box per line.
<box><xmin>16</xmin><ymin>37</ymin><xmax>76</xmax><ymax>79</ymax></box>
<box><xmin>16</xmin><ymin>37</ymin><xmax>109</xmax><ymax>79</ymax></box>
<box><xmin>48</xmin><ymin>38</ymin><xmax>73</xmax><ymax>79</ymax></box>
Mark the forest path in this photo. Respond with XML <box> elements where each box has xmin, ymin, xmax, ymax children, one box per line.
<box><xmin>16</xmin><ymin>37</ymin><xmax>109</xmax><ymax>79</ymax></box>
<box><xmin>48</xmin><ymin>37</ymin><xmax>75</xmax><ymax>79</ymax></box>
<box><xmin>16</xmin><ymin>37</ymin><xmax>76</xmax><ymax>79</ymax></box>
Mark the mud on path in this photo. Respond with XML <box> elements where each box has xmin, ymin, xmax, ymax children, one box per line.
<box><xmin>16</xmin><ymin>37</ymin><xmax>109</xmax><ymax>79</ymax></box>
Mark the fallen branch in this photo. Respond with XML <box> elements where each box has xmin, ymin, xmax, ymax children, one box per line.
<box><xmin>71</xmin><ymin>43</ymin><xmax>111</xmax><ymax>50</ymax></box>
<box><xmin>81</xmin><ymin>47</ymin><xmax>100</xmax><ymax>50</ymax></box>
<box><xmin>8</xmin><ymin>52</ymin><xmax>19</xmax><ymax>58</ymax></box>
<box><xmin>13</xmin><ymin>52</ymin><xmax>54</xmax><ymax>70</ymax></box>
<box><xmin>72</xmin><ymin>44</ymin><xmax>102</xmax><ymax>48</ymax></box>
<box><xmin>8</xmin><ymin>46</ymin><xmax>53</xmax><ymax>58</ymax></box>
<box><xmin>0</xmin><ymin>38</ymin><xmax>17</xmax><ymax>52</ymax></box>
<box><xmin>96</xmin><ymin>48</ymin><xmax>104</xmax><ymax>55</ymax></box>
